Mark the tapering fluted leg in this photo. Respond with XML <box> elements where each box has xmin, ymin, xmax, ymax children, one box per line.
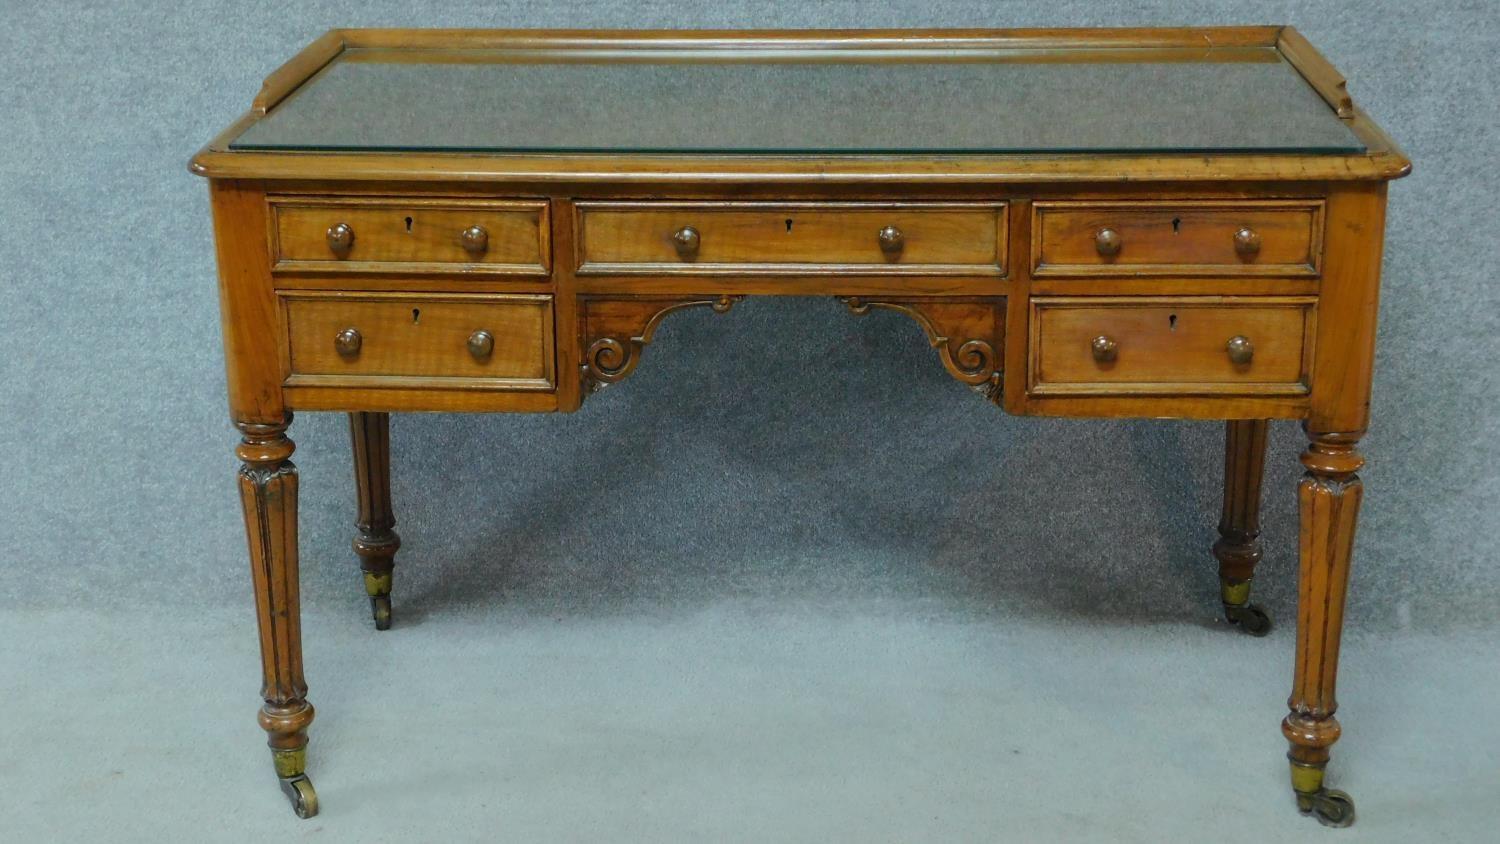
<box><xmin>1214</xmin><ymin>419</ymin><xmax>1272</xmax><ymax>636</ymax></box>
<box><xmin>1282</xmin><ymin>430</ymin><xmax>1364</xmax><ymax>827</ymax></box>
<box><xmin>349</xmin><ymin>412</ymin><xmax>400</xmax><ymax>630</ymax></box>
<box><xmin>237</xmin><ymin>415</ymin><xmax>317</xmax><ymax>818</ymax></box>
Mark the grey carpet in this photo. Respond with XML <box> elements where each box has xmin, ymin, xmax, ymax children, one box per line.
<box><xmin>2</xmin><ymin>0</ymin><xmax>1497</xmax><ymax>840</ymax></box>
<box><xmin>3</xmin><ymin>607</ymin><xmax>1496</xmax><ymax>842</ymax></box>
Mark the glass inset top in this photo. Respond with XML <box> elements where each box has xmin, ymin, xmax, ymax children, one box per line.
<box><xmin>230</xmin><ymin>47</ymin><xmax>1365</xmax><ymax>155</ymax></box>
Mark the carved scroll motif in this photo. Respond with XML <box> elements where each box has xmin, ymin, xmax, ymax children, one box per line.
<box><xmin>581</xmin><ymin>295</ymin><xmax>742</xmax><ymax>394</ymax></box>
<box><xmin>841</xmin><ymin>297</ymin><xmax>1005</xmax><ymax>402</ymax></box>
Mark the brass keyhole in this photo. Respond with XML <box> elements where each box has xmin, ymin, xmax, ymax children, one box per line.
<box><xmin>412</xmin><ymin>308</ymin><xmax>420</xmax><ymax>324</ymax></box>
<box><xmin>404</xmin><ymin>216</ymin><xmax>414</xmax><ymax>233</ymax></box>
<box><xmin>785</xmin><ymin>218</ymin><xmax>794</xmax><ymax>232</ymax></box>
<box><xmin>1171</xmin><ymin>217</ymin><xmax>1181</xmax><ymax>234</ymax></box>
<box><xmin>1169</xmin><ymin>313</ymin><xmax>1177</xmax><ymax>330</ymax></box>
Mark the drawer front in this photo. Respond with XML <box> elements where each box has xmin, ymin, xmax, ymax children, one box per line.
<box><xmin>282</xmin><ymin>292</ymin><xmax>555</xmax><ymax>390</ymax></box>
<box><xmin>271</xmin><ymin>198</ymin><xmax>549</xmax><ymax>274</ymax></box>
<box><xmin>1028</xmin><ymin>297</ymin><xmax>1314</xmax><ymax>396</ymax></box>
<box><xmin>1032</xmin><ymin>201</ymin><xmax>1323</xmax><ymax>277</ymax></box>
<box><xmin>576</xmin><ymin>202</ymin><xmax>1007</xmax><ymax>275</ymax></box>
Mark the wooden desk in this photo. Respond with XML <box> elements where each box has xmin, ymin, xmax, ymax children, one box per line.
<box><xmin>191</xmin><ymin>28</ymin><xmax>1408</xmax><ymax>825</ymax></box>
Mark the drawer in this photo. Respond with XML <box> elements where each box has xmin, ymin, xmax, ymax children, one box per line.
<box><xmin>280</xmin><ymin>292</ymin><xmax>555</xmax><ymax>390</ymax></box>
<box><xmin>1027</xmin><ymin>297</ymin><xmax>1314</xmax><ymax>396</ymax></box>
<box><xmin>270</xmin><ymin>197</ymin><xmax>550</xmax><ymax>274</ymax></box>
<box><xmin>1031</xmin><ymin>201</ymin><xmax>1323</xmax><ymax>277</ymax></box>
<box><xmin>576</xmin><ymin>201</ymin><xmax>1007</xmax><ymax>275</ymax></box>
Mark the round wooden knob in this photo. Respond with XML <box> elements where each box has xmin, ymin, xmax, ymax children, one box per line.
<box><xmin>672</xmin><ymin>225</ymin><xmax>700</xmax><ymax>259</ymax></box>
<box><xmin>467</xmin><ymin>330</ymin><xmax>494</xmax><ymax>361</ymax></box>
<box><xmin>1226</xmin><ymin>335</ymin><xmax>1254</xmax><ymax>365</ymax></box>
<box><xmin>1094</xmin><ymin>227</ymin><xmax>1123</xmax><ymax>257</ymax></box>
<box><xmin>877</xmin><ymin>225</ymin><xmax>905</xmax><ymax>255</ymax></box>
<box><xmin>1233</xmin><ymin>227</ymin><xmax>1262</xmax><ymax>258</ymax></box>
<box><xmin>334</xmin><ymin>327</ymin><xmax>362</xmax><ymax>358</ymax></box>
<box><xmin>460</xmin><ymin>225</ymin><xmax>489</xmax><ymax>258</ymax></box>
<box><xmin>1091</xmin><ymin>335</ymin><xmax>1118</xmax><ymax>363</ymax></box>
<box><xmin>326</xmin><ymin>222</ymin><xmax>355</xmax><ymax>258</ymax></box>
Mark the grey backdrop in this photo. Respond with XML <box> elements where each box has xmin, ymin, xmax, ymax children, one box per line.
<box><xmin>3</xmin><ymin>1</ymin><xmax>1497</xmax><ymax>841</ymax></box>
<box><xmin>4</xmin><ymin>0</ymin><xmax>1495</xmax><ymax>628</ymax></box>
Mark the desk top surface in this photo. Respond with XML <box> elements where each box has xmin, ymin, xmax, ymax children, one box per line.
<box><xmin>193</xmin><ymin>29</ymin><xmax>1409</xmax><ymax>182</ymax></box>
<box><xmin>232</xmin><ymin>46</ymin><xmax>1359</xmax><ymax>155</ymax></box>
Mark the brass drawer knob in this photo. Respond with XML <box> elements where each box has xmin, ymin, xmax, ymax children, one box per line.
<box><xmin>334</xmin><ymin>327</ymin><xmax>362</xmax><ymax>359</ymax></box>
<box><xmin>877</xmin><ymin>225</ymin><xmax>905</xmax><ymax>255</ymax></box>
<box><xmin>672</xmin><ymin>225</ymin><xmax>701</xmax><ymax>259</ymax></box>
<box><xmin>1091</xmin><ymin>335</ymin><xmax>1118</xmax><ymax>363</ymax></box>
<box><xmin>1233</xmin><ymin>227</ymin><xmax>1262</xmax><ymax>258</ymax></box>
<box><xmin>460</xmin><ymin>225</ymin><xmax>489</xmax><ymax>258</ymax></box>
<box><xmin>1226</xmin><ymin>335</ymin><xmax>1254</xmax><ymax>365</ymax></box>
<box><xmin>467</xmin><ymin>329</ymin><xmax>494</xmax><ymax>361</ymax></box>
<box><xmin>1094</xmin><ymin>227</ymin><xmax>1123</xmax><ymax>257</ymax></box>
<box><xmin>326</xmin><ymin>222</ymin><xmax>355</xmax><ymax>258</ymax></box>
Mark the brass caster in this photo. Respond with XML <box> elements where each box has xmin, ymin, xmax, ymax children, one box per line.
<box><xmin>370</xmin><ymin>595</ymin><xmax>392</xmax><ymax>631</ymax></box>
<box><xmin>1297</xmin><ymin>788</ymin><xmax>1355</xmax><ymax>828</ymax></box>
<box><xmin>279</xmin><ymin>774</ymin><xmax>319</xmax><ymax>819</ymax></box>
<box><xmin>1224</xmin><ymin>602</ymin><xmax>1272</xmax><ymax>636</ymax></box>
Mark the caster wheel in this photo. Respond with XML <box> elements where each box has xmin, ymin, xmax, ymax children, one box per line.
<box><xmin>1298</xmin><ymin>788</ymin><xmax>1355</xmax><ymax>828</ymax></box>
<box><xmin>1225</xmin><ymin>603</ymin><xmax>1272</xmax><ymax>637</ymax></box>
<box><xmin>279</xmin><ymin>774</ymin><xmax>319</xmax><ymax>819</ymax></box>
<box><xmin>371</xmin><ymin>595</ymin><xmax>392</xmax><ymax>631</ymax></box>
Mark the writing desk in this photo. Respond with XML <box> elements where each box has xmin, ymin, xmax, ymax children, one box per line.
<box><xmin>190</xmin><ymin>28</ymin><xmax>1409</xmax><ymax>825</ymax></box>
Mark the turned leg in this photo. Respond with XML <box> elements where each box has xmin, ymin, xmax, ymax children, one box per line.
<box><xmin>349</xmin><ymin>412</ymin><xmax>400</xmax><ymax>630</ymax></box>
<box><xmin>1282</xmin><ymin>430</ymin><xmax>1364</xmax><ymax>827</ymax></box>
<box><xmin>237</xmin><ymin>416</ymin><xmax>318</xmax><ymax>818</ymax></box>
<box><xmin>1214</xmin><ymin>419</ymin><xmax>1272</xmax><ymax>636</ymax></box>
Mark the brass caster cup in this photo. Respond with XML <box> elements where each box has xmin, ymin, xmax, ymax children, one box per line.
<box><xmin>1224</xmin><ymin>602</ymin><xmax>1272</xmax><ymax>636</ymax></box>
<box><xmin>1220</xmin><ymin>578</ymin><xmax>1271</xmax><ymax>636</ymax></box>
<box><xmin>272</xmin><ymin>747</ymin><xmax>318</xmax><ymax>818</ymax></box>
<box><xmin>364</xmin><ymin>572</ymin><xmax>393</xmax><ymax>630</ymax></box>
<box><xmin>1297</xmin><ymin>788</ymin><xmax>1356</xmax><ymax>828</ymax></box>
<box><xmin>279</xmin><ymin>774</ymin><xmax>319</xmax><ymax>819</ymax></box>
<box><xmin>371</xmin><ymin>595</ymin><xmax>392</xmax><ymax>631</ymax></box>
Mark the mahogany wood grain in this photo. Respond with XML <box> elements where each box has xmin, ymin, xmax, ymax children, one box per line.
<box><xmin>1283</xmin><ymin>433</ymin><xmax>1365</xmax><ymax>790</ymax></box>
<box><xmin>340</xmin><ymin>26</ymin><xmax>1289</xmax><ymax>52</ymax></box>
<box><xmin>1215</xmin><ymin>419</ymin><xmax>1270</xmax><ymax>585</ymax></box>
<box><xmin>280</xmin><ymin>292</ymin><xmax>555</xmax><ymax>389</ymax></box>
<box><xmin>551</xmin><ymin>197</ymin><xmax>585</xmax><ymax>411</ymax></box>
<box><xmin>210</xmin><ymin>180</ymin><xmax>283</xmax><ymax>424</ymax></box>
<box><xmin>576</xmin><ymin>201</ymin><xmax>1006</xmax><ymax>276</ymax></box>
<box><xmin>1031</xmin><ymin>200</ymin><xmax>1323</xmax><ymax>277</ymax></box>
<box><xmin>192</xmin><ymin>145</ymin><xmax>1411</xmax><ymax>184</ymax></box>
<box><xmin>194</xmin><ymin>27</ymin><xmax>1409</xmax><ymax>823</ymax></box>
<box><xmin>283</xmin><ymin>386</ymin><xmax>560</xmax><ymax>413</ymax></box>
<box><xmin>578</xmin><ymin>295</ymin><xmax>740</xmax><ymax>393</ymax></box>
<box><xmin>235</xmin><ymin>418</ymin><xmax>314</xmax><ymax>756</ymax></box>
<box><xmin>1028</xmin><ymin>297</ymin><xmax>1314</xmax><ymax>396</ymax></box>
<box><xmin>253</xmin><ymin>29</ymin><xmax>345</xmax><ymax>115</ymax></box>
<box><xmin>271</xmin><ymin>197</ymin><xmax>549</xmax><ymax>275</ymax></box>
<box><xmin>1277</xmin><ymin>27</ymin><xmax>1354</xmax><ymax>119</ymax></box>
<box><xmin>349</xmin><ymin>412</ymin><xmax>399</xmax><ymax>620</ymax></box>
<box><xmin>1306</xmin><ymin>183</ymin><xmax>1387</xmax><ymax>435</ymax></box>
<box><xmin>190</xmin><ymin>28</ymin><xmax>1409</xmax><ymax>184</ymax></box>
<box><xmin>841</xmin><ymin>297</ymin><xmax>1005</xmax><ymax>398</ymax></box>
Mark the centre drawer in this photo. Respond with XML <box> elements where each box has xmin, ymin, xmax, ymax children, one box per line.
<box><xmin>575</xmin><ymin>201</ymin><xmax>1007</xmax><ymax>275</ymax></box>
<box><xmin>280</xmin><ymin>292</ymin><xmax>555</xmax><ymax>390</ymax></box>
<box><xmin>1027</xmin><ymin>297</ymin><xmax>1315</xmax><ymax>396</ymax></box>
